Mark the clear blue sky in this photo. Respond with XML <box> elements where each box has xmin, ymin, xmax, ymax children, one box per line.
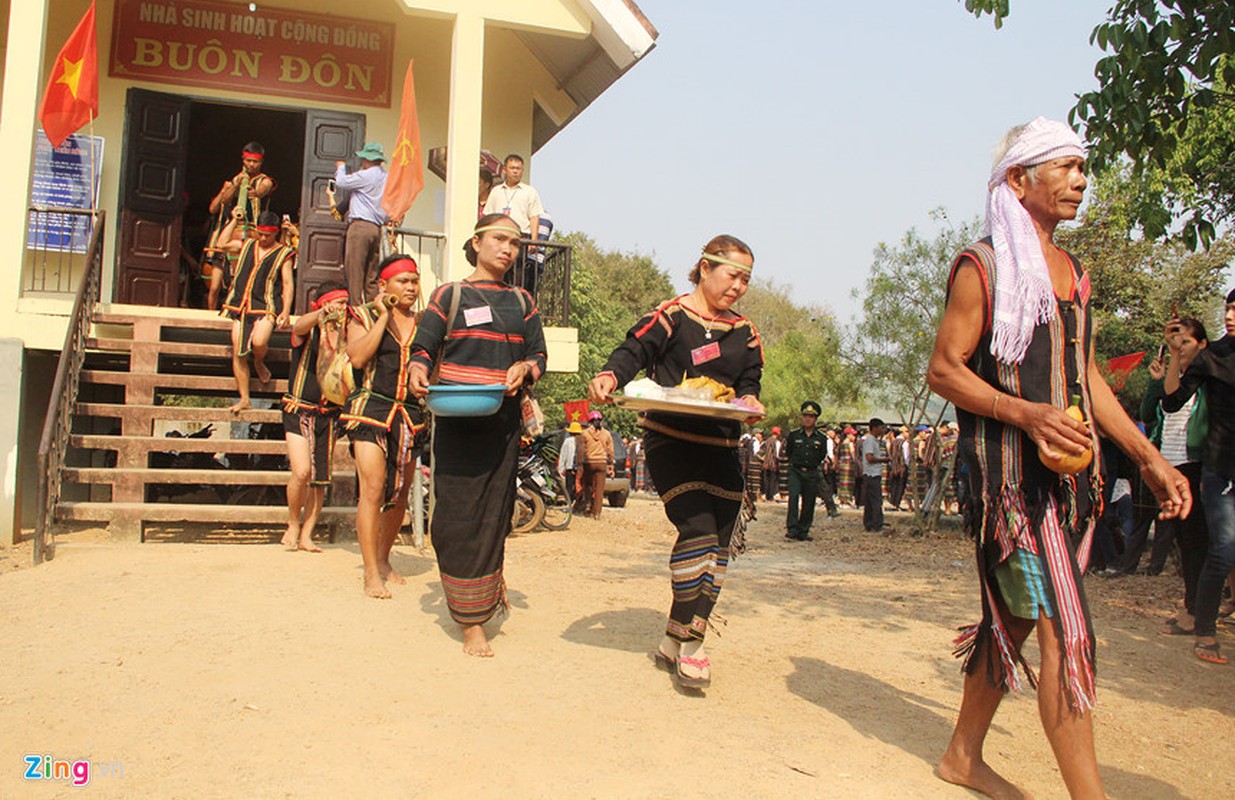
<box><xmin>534</xmin><ymin>0</ymin><xmax>1113</xmax><ymax>323</ymax></box>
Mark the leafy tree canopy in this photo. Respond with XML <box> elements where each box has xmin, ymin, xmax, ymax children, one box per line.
<box><xmin>853</xmin><ymin>210</ymin><xmax>982</xmax><ymax>423</ymax></box>
<box><xmin>965</xmin><ymin>0</ymin><xmax>1235</xmax><ymax>248</ymax></box>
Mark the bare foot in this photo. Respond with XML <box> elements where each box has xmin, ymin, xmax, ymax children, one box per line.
<box><xmin>229</xmin><ymin>399</ymin><xmax>251</xmax><ymax>415</ymax></box>
<box><xmin>254</xmin><ymin>360</ymin><xmax>272</xmax><ymax>384</ymax></box>
<box><xmin>280</xmin><ymin>526</ymin><xmax>297</xmax><ymax>550</ymax></box>
<box><xmin>379</xmin><ymin>564</ymin><xmax>406</xmax><ymax>585</ymax></box>
<box><xmin>937</xmin><ymin>752</ymin><xmax>1032</xmax><ymax>800</ymax></box>
<box><xmin>462</xmin><ymin>624</ymin><xmax>493</xmax><ymax>657</ymax></box>
<box><xmin>298</xmin><ymin>538</ymin><xmax>322</xmax><ymax>553</ymax></box>
<box><xmin>363</xmin><ymin>573</ymin><xmax>391</xmax><ymax>599</ymax></box>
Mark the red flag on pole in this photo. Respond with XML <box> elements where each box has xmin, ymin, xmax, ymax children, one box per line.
<box><xmin>381</xmin><ymin>59</ymin><xmax>424</xmax><ymax>223</ymax></box>
<box><xmin>1104</xmin><ymin>351</ymin><xmax>1146</xmax><ymax>390</ymax></box>
<box><xmin>563</xmin><ymin>400</ymin><xmax>590</xmax><ymax>424</ymax></box>
<box><xmin>39</xmin><ymin>1</ymin><xmax>98</xmax><ymax>148</ymax></box>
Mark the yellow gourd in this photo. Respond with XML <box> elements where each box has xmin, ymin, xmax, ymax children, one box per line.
<box><xmin>1039</xmin><ymin>394</ymin><xmax>1093</xmax><ymax>475</ymax></box>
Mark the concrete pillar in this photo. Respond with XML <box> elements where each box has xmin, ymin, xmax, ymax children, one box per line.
<box><xmin>443</xmin><ymin>12</ymin><xmax>485</xmax><ymax>281</ymax></box>
<box><xmin>0</xmin><ymin>0</ymin><xmax>49</xmax><ymax>317</ymax></box>
<box><xmin>0</xmin><ymin>340</ymin><xmax>26</xmax><ymax>545</ymax></box>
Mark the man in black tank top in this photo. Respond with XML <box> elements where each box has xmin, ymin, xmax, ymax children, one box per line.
<box><xmin>927</xmin><ymin>118</ymin><xmax>1190</xmax><ymax>800</ymax></box>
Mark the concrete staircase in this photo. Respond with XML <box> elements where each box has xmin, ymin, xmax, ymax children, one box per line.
<box><xmin>56</xmin><ymin>305</ymin><xmax>356</xmax><ymax>541</ymax></box>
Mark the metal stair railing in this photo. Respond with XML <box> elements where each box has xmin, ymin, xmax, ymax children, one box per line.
<box><xmin>34</xmin><ymin>210</ymin><xmax>105</xmax><ymax>564</ymax></box>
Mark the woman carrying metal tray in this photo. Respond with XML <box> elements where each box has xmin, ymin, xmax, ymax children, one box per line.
<box><xmin>588</xmin><ymin>234</ymin><xmax>765</xmax><ymax>689</ymax></box>
<box><xmin>408</xmin><ymin>214</ymin><xmax>547</xmax><ymax>657</ymax></box>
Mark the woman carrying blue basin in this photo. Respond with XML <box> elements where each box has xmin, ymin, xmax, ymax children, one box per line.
<box><xmin>408</xmin><ymin>214</ymin><xmax>547</xmax><ymax>657</ymax></box>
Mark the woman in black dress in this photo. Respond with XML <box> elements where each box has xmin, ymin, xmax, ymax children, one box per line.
<box><xmin>408</xmin><ymin>215</ymin><xmax>547</xmax><ymax>656</ymax></box>
<box><xmin>589</xmin><ymin>235</ymin><xmax>765</xmax><ymax>688</ymax></box>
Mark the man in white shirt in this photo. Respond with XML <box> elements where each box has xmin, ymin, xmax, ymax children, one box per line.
<box><xmin>557</xmin><ymin>422</ymin><xmax>582</xmax><ymax>505</ymax></box>
<box><xmin>483</xmin><ymin>154</ymin><xmax>544</xmax><ymax>291</ymax></box>
<box><xmin>483</xmin><ymin>154</ymin><xmax>542</xmax><ymax>235</ymax></box>
<box><xmin>860</xmin><ymin>418</ymin><xmax>890</xmax><ymax>532</ymax></box>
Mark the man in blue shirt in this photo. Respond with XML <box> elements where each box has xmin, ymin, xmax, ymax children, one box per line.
<box><xmin>335</xmin><ymin>142</ymin><xmax>389</xmax><ymax>304</ymax></box>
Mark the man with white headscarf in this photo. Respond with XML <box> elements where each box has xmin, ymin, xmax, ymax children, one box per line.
<box><xmin>926</xmin><ymin>118</ymin><xmax>1191</xmax><ymax>799</ymax></box>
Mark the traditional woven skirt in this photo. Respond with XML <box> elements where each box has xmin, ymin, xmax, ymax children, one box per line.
<box><xmin>644</xmin><ymin>428</ymin><xmax>743</xmax><ymax>643</ymax></box>
<box><xmin>742</xmin><ymin>450</ymin><xmax>762</xmax><ymax>498</ymax></box>
<box><xmin>955</xmin><ymin>482</ymin><xmax>1099</xmax><ymax>711</ymax></box>
<box><xmin>430</xmin><ymin>398</ymin><xmax>521</xmax><ymax>626</ymax></box>
<box><xmin>837</xmin><ymin>457</ymin><xmax>855</xmax><ymax>506</ymax></box>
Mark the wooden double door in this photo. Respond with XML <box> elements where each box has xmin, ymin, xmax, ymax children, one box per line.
<box><xmin>116</xmin><ymin>88</ymin><xmax>363</xmax><ymax>313</ymax></box>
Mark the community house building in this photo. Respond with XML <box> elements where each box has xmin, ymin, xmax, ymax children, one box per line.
<box><xmin>0</xmin><ymin>0</ymin><xmax>657</xmax><ymax>543</ymax></box>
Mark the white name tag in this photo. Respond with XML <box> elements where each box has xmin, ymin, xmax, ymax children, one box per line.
<box><xmin>463</xmin><ymin>305</ymin><xmax>492</xmax><ymax>326</ymax></box>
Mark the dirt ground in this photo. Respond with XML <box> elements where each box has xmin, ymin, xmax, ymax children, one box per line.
<box><xmin>1</xmin><ymin>496</ymin><xmax>1231</xmax><ymax>799</ymax></box>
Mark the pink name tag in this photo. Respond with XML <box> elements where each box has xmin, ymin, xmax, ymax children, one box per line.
<box><xmin>463</xmin><ymin>306</ymin><xmax>492</xmax><ymax>326</ymax></box>
<box><xmin>690</xmin><ymin>342</ymin><xmax>721</xmax><ymax>365</ymax></box>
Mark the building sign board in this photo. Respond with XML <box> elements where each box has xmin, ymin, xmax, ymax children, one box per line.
<box><xmin>109</xmin><ymin>0</ymin><xmax>395</xmax><ymax>107</ymax></box>
<box><xmin>28</xmin><ymin>132</ymin><xmax>105</xmax><ymax>254</ymax></box>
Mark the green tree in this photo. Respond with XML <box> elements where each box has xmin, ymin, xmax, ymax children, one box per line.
<box><xmin>1056</xmin><ymin>167</ymin><xmax>1234</xmax><ymax>402</ymax></box>
<box><xmin>965</xmin><ymin>0</ymin><xmax>1235</xmax><ymax>248</ymax></box>
<box><xmin>853</xmin><ymin>210</ymin><xmax>982</xmax><ymax>423</ymax></box>
<box><xmin>535</xmin><ymin>233</ymin><xmax>674</xmax><ymax>437</ymax></box>
<box><xmin>740</xmin><ymin>278</ymin><xmax>859</xmax><ymax>430</ymax></box>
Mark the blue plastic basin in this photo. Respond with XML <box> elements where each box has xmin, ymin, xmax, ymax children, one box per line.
<box><xmin>425</xmin><ymin>384</ymin><xmax>507</xmax><ymax>417</ymax></box>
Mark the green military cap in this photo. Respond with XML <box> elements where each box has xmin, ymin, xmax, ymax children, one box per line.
<box><xmin>800</xmin><ymin>401</ymin><xmax>821</xmax><ymax>416</ymax></box>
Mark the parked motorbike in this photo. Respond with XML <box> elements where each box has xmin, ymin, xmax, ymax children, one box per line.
<box><xmin>148</xmin><ymin>424</ymin><xmax>230</xmax><ymax>502</ymax></box>
<box><xmin>512</xmin><ymin>436</ymin><xmax>572</xmax><ymax>532</ymax></box>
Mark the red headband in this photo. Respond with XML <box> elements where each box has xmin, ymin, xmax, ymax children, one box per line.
<box><xmin>379</xmin><ymin>258</ymin><xmax>419</xmax><ymax>281</ymax></box>
<box><xmin>242</xmin><ymin>150</ymin><xmax>264</xmax><ymax>161</ymax></box>
<box><xmin>311</xmin><ymin>289</ymin><xmax>349</xmax><ymax>310</ymax></box>
<box><xmin>255</xmin><ymin>224</ymin><xmax>279</xmax><ymax>233</ymax></box>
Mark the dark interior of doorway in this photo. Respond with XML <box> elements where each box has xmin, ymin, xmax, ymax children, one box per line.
<box><xmin>181</xmin><ymin>101</ymin><xmax>305</xmax><ymax>305</ymax></box>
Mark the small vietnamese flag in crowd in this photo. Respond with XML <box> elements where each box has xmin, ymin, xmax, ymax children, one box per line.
<box><xmin>563</xmin><ymin>400</ymin><xmax>590</xmax><ymax>424</ymax></box>
<box><xmin>39</xmin><ymin>1</ymin><xmax>98</xmax><ymax>148</ymax></box>
<box><xmin>381</xmin><ymin>59</ymin><xmax>424</xmax><ymax>223</ymax></box>
<box><xmin>1105</xmin><ymin>351</ymin><xmax>1146</xmax><ymax>391</ymax></box>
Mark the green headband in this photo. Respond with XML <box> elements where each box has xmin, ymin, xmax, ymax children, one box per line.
<box><xmin>701</xmin><ymin>250</ymin><xmax>752</xmax><ymax>273</ymax></box>
<box><xmin>473</xmin><ymin>225</ymin><xmax>521</xmax><ymax>237</ymax></box>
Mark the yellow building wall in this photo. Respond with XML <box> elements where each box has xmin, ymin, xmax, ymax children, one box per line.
<box><xmin>4</xmin><ymin>0</ymin><xmax>585</xmax><ymax>359</ymax></box>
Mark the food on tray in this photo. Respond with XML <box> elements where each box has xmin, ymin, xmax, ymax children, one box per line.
<box><xmin>622</xmin><ymin>378</ymin><xmax>665</xmax><ymax>399</ymax></box>
<box><xmin>676</xmin><ymin>376</ymin><xmax>735</xmax><ymax>403</ymax></box>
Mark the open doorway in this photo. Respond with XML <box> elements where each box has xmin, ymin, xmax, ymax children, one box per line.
<box><xmin>116</xmin><ymin>88</ymin><xmax>362</xmax><ymax>312</ymax></box>
<box><xmin>181</xmin><ymin>101</ymin><xmax>305</xmax><ymax>309</ymax></box>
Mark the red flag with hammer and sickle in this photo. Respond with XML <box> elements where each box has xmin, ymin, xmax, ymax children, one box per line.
<box><xmin>381</xmin><ymin>59</ymin><xmax>424</xmax><ymax>223</ymax></box>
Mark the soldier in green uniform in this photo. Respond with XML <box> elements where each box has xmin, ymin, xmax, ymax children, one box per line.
<box><xmin>785</xmin><ymin>400</ymin><xmax>829</xmax><ymax>541</ymax></box>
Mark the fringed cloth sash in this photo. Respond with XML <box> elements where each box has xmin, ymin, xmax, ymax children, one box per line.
<box><xmin>282</xmin><ymin>408</ymin><xmax>338</xmax><ymax>487</ymax></box>
<box><xmin>953</xmin><ymin>485</ymin><xmax>1099</xmax><ymax>710</ymax></box>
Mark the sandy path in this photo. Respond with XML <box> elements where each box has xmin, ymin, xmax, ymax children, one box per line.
<box><xmin>1</xmin><ymin>496</ymin><xmax>1231</xmax><ymax>798</ymax></box>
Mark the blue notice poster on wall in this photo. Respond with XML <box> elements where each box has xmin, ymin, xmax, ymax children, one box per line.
<box><xmin>27</xmin><ymin>132</ymin><xmax>104</xmax><ymax>254</ymax></box>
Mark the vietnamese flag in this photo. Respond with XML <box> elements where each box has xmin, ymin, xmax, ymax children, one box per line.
<box><xmin>381</xmin><ymin>59</ymin><xmax>424</xmax><ymax>223</ymax></box>
<box><xmin>39</xmin><ymin>1</ymin><xmax>98</xmax><ymax>148</ymax></box>
<box><xmin>1105</xmin><ymin>351</ymin><xmax>1146</xmax><ymax>390</ymax></box>
<box><xmin>563</xmin><ymin>400</ymin><xmax>590</xmax><ymax>424</ymax></box>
